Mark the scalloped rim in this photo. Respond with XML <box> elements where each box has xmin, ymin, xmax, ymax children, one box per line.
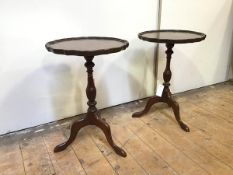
<box><xmin>45</xmin><ymin>36</ymin><xmax>129</xmax><ymax>57</ymax></box>
<box><xmin>138</xmin><ymin>30</ymin><xmax>206</xmax><ymax>44</ymax></box>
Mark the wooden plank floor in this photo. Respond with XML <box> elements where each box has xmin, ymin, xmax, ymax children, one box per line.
<box><xmin>0</xmin><ymin>81</ymin><xmax>233</xmax><ymax>175</ymax></box>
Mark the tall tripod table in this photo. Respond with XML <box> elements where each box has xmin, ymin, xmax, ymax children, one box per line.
<box><xmin>46</xmin><ymin>37</ymin><xmax>129</xmax><ymax>157</ymax></box>
<box><xmin>132</xmin><ymin>30</ymin><xmax>206</xmax><ymax>132</ymax></box>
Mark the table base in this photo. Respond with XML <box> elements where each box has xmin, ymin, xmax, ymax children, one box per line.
<box><xmin>132</xmin><ymin>94</ymin><xmax>190</xmax><ymax>132</ymax></box>
<box><xmin>132</xmin><ymin>43</ymin><xmax>190</xmax><ymax>132</ymax></box>
<box><xmin>54</xmin><ymin>56</ymin><xmax>126</xmax><ymax>157</ymax></box>
<box><xmin>54</xmin><ymin>111</ymin><xmax>127</xmax><ymax>157</ymax></box>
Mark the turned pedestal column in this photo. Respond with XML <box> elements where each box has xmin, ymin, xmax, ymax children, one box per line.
<box><xmin>133</xmin><ymin>43</ymin><xmax>189</xmax><ymax>131</ymax></box>
<box><xmin>54</xmin><ymin>56</ymin><xmax>126</xmax><ymax>156</ymax></box>
<box><xmin>46</xmin><ymin>37</ymin><xmax>129</xmax><ymax>157</ymax></box>
<box><xmin>132</xmin><ymin>30</ymin><xmax>206</xmax><ymax>132</ymax></box>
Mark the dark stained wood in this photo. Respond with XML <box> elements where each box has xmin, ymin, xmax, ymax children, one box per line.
<box><xmin>45</xmin><ymin>37</ymin><xmax>129</xmax><ymax>57</ymax></box>
<box><xmin>133</xmin><ymin>30</ymin><xmax>206</xmax><ymax>132</ymax></box>
<box><xmin>139</xmin><ymin>30</ymin><xmax>206</xmax><ymax>44</ymax></box>
<box><xmin>46</xmin><ymin>37</ymin><xmax>128</xmax><ymax>157</ymax></box>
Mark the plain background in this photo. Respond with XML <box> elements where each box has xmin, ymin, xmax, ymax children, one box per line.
<box><xmin>157</xmin><ymin>0</ymin><xmax>233</xmax><ymax>93</ymax></box>
<box><xmin>0</xmin><ymin>0</ymin><xmax>158</xmax><ymax>134</ymax></box>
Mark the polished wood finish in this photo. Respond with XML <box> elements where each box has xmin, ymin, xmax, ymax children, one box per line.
<box><xmin>133</xmin><ymin>43</ymin><xmax>189</xmax><ymax>131</ymax></box>
<box><xmin>45</xmin><ymin>37</ymin><xmax>129</xmax><ymax>56</ymax></box>
<box><xmin>46</xmin><ymin>37</ymin><xmax>129</xmax><ymax>157</ymax></box>
<box><xmin>133</xmin><ymin>30</ymin><xmax>206</xmax><ymax>132</ymax></box>
<box><xmin>53</xmin><ymin>56</ymin><xmax>126</xmax><ymax>157</ymax></box>
<box><xmin>0</xmin><ymin>82</ymin><xmax>233</xmax><ymax>175</ymax></box>
<box><xmin>138</xmin><ymin>30</ymin><xmax>206</xmax><ymax>43</ymax></box>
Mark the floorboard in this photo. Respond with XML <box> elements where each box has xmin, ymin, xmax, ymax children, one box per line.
<box><xmin>0</xmin><ymin>81</ymin><xmax>232</xmax><ymax>175</ymax></box>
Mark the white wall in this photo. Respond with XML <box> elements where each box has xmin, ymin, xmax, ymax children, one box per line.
<box><xmin>0</xmin><ymin>0</ymin><xmax>159</xmax><ymax>134</ymax></box>
<box><xmin>157</xmin><ymin>0</ymin><xmax>233</xmax><ymax>93</ymax></box>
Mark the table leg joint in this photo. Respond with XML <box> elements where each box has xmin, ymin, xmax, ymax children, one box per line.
<box><xmin>54</xmin><ymin>56</ymin><xmax>127</xmax><ymax>157</ymax></box>
<box><xmin>132</xmin><ymin>42</ymin><xmax>190</xmax><ymax>132</ymax></box>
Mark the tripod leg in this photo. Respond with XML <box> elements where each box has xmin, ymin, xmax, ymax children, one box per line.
<box><xmin>94</xmin><ymin>115</ymin><xmax>127</xmax><ymax>157</ymax></box>
<box><xmin>54</xmin><ymin>118</ymin><xmax>89</xmax><ymax>152</ymax></box>
<box><xmin>168</xmin><ymin>99</ymin><xmax>190</xmax><ymax>132</ymax></box>
<box><xmin>132</xmin><ymin>96</ymin><xmax>162</xmax><ymax>118</ymax></box>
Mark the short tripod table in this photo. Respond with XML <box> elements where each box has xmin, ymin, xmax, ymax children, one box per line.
<box><xmin>46</xmin><ymin>37</ymin><xmax>129</xmax><ymax>157</ymax></box>
<box><xmin>132</xmin><ymin>30</ymin><xmax>206</xmax><ymax>132</ymax></box>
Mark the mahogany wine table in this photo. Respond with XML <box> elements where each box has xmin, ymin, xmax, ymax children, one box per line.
<box><xmin>132</xmin><ymin>30</ymin><xmax>206</xmax><ymax>132</ymax></box>
<box><xmin>46</xmin><ymin>37</ymin><xmax>129</xmax><ymax>157</ymax></box>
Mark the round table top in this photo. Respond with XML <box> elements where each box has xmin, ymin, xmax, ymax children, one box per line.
<box><xmin>45</xmin><ymin>37</ymin><xmax>129</xmax><ymax>56</ymax></box>
<box><xmin>138</xmin><ymin>30</ymin><xmax>206</xmax><ymax>44</ymax></box>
